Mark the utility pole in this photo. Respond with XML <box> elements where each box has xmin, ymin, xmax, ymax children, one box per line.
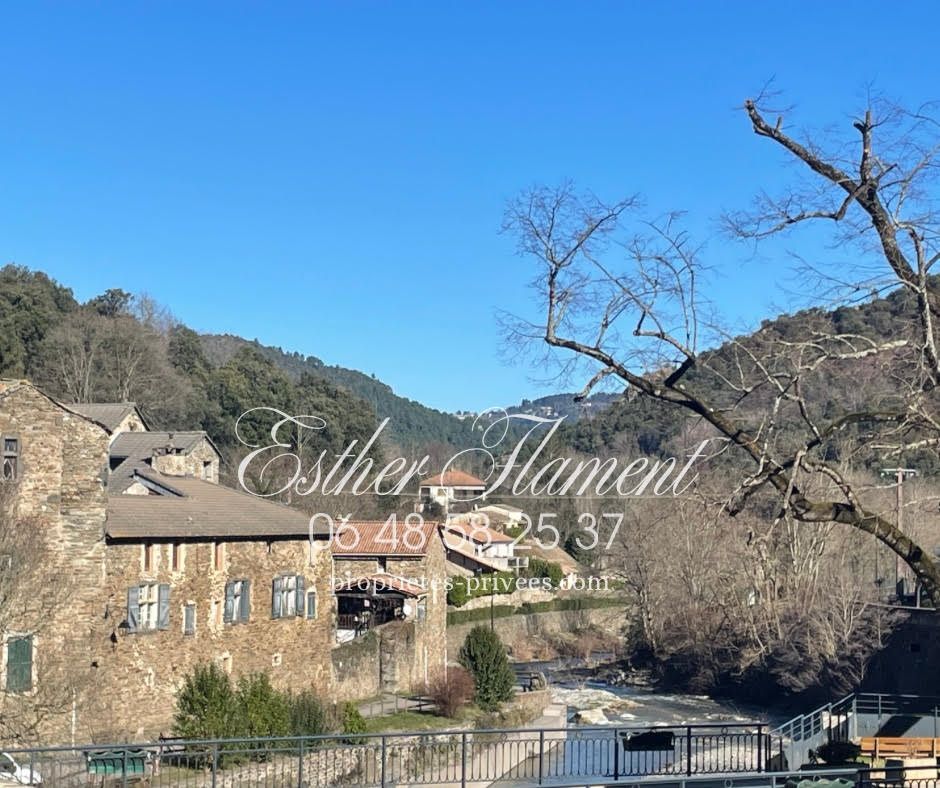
<box><xmin>880</xmin><ymin>467</ymin><xmax>918</xmax><ymax>604</ymax></box>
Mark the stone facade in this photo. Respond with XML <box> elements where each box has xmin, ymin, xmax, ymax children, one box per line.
<box><xmin>0</xmin><ymin>382</ymin><xmax>111</xmax><ymax>743</ymax></box>
<box><xmin>149</xmin><ymin>437</ymin><xmax>219</xmax><ymax>483</ymax></box>
<box><xmin>91</xmin><ymin>537</ymin><xmax>335</xmax><ymax>739</ymax></box>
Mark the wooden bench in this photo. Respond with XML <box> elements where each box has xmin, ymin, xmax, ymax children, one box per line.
<box><xmin>860</xmin><ymin>737</ymin><xmax>940</xmax><ymax>759</ymax></box>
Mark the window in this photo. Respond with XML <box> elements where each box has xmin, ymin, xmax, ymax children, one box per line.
<box><xmin>305</xmin><ymin>590</ymin><xmax>317</xmax><ymax>620</ymax></box>
<box><xmin>212</xmin><ymin>542</ymin><xmax>225</xmax><ymax>571</ymax></box>
<box><xmin>271</xmin><ymin>575</ymin><xmax>305</xmax><ymax>619</ymax></box>
<box><xmin>141</xmin><ymin>544</ymin><xmax>155</xmax><ymax>573</ymax></box>
<box><xmin>127</xmin><ymin>583</ymin><xmax>170</xmax><ymax>632</ymax></box>
<box><xmin>1</xmin><ymin>438</ymin><xmax>17</xmax><ymax>482</ymax></box>
<box><xmin>5</xmin><ymin>636</ymin><xmax>32</xmax><ymax>693</ymax></box>
<box><xmin>216</xmin><ymin>653</ymin><xmax>233</xmax><ymax>674</ymax></box>
<box><xmin>416</xmin><ymin>598</ymin><xmax>428</xmax><ymax>622</ymax></box>
<box><xmin>377</xmin><ymin>557</ymin><xmax>387</xmax><ymax>572</ymax></box>
<box><xmin>183</xmin><ymin>603</ymin><xmax>196</xmax><ymax>636</ymax></box>
<box><xmin>224</xmin><ymin>579</ymin><xmax>250</xmax><ymax>624</ymax></box>
<box><xmin>201</xmin><ymin>461</ymin><xmax>213</xmax><ymax>481</ymax></box>
<box><xmin>170</xmin><ymin>543</ymin><xmax>184</xmax><ymax>572</ymax></box>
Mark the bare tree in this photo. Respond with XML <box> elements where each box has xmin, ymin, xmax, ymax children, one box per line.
<box><xmin>503</xmin><ymin>96</ymin><xmax>940</xmax><ymax>606</ymax></box>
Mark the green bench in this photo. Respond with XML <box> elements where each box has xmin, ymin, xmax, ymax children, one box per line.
<box><xmin>85</xmin><ymin>749</ymin><xmax>150</xmax><ymax>784</ymax></box>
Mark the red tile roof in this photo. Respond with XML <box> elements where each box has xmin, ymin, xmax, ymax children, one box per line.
<box><xmin>419</xmin><ymin>469</ymin><xmax>487</xmax><ymax>488</ymax></box>
<box><xmin>330</xmin><ymin>519</ymin><xmax>440</xmax><ymax>557</ymax></box>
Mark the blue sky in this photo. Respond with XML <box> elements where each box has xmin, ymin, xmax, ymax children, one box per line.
<box><xmin>1</xmin><ymin>2</ymin><xmax>936</xmax><ymax>412</ymax></box>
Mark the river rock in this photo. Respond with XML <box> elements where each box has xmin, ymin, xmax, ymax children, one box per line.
<box><xmin>574</xmin><ymin>708</ymin><xmax>609</xmax><ymax>725</ymax></box>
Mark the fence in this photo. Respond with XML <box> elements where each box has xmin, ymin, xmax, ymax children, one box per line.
<box><xmin>2</xmin><ymin>722</ymin><xmax>769</xmax><ymax>787</ymax></box>
<box><xmin>772</xmin><ymin>692</ymin><xmax>940</xmax><ymax>770</ymax></box>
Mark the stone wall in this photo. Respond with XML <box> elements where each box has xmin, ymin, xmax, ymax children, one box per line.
<box><xmin>151</xmin><ymin>437</ymin><xmax>219</xmax><ymax>483</ymax></box>
<box><xmin>0</xmin><ymin>383</ymin><xmax>111</xmax><ymax>743</ymax></box>
<box><xmin>90</xmin><ymin>537</ymin><xmax>336</xmax><ymax>740</ymax></box>
<box><xmin>447</xmin><ymin>603</ymin><xmax>628</xmax><ymax>659</ymax></box>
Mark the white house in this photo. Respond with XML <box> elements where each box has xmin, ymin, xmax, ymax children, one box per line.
<box><xmin>419</xmin><ymin>469</ymin><xmax>486</xmax><ymax>512</ymax></box>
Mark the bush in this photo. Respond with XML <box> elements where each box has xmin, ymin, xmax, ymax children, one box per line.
<box><xmin>341</xmin><ymin>701</ymin><xmax>367</xmax><ymax>743</ymax></box>
<box><xmin>426</xmin><ymin>667</ymin><xmax>474</xmax><ymax>718</ymax></box>
<box><xmin>288</xmin><ymin>690</ymin><xmax>333</xmax><ymax>737</ymax></box>
<box><xmin>524</xmin><ymin>558</ymin><xmax>564</xmax><ymax>586</ymax></box>
<box><xmin>234</xmin><ymin>672</ymin><xmax>291</xmax><ymax>739</ymax></box>
<box><xmin>814</xmin><ymin>740</ymin><xmax>861</xmax><ymax>764</ymax></box>
<box><xmin>173</xmin><ymin>662</ymin><xmax>236</xmax><ymax>740</ymax></box>
<box><xmin>458</xmin><ymin>626</ymin><xmax>515</xmax><ymax>711</ymax></box>
<box><xmin>447</xmin><ymin>572</ymin><xmax>517</xmax><ymax>607</ymax></box>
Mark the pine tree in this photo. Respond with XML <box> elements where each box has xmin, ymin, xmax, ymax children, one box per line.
<box><xmin>458</xmin><ymin>626</ymin><xmax>514</xmax><ymax>711</ymax></box>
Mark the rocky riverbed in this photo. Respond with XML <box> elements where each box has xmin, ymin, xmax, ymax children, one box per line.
<box><xmin>515</xmin><ymin>656</ymin><xmax>791</xmax><ymax>729</ymax></box>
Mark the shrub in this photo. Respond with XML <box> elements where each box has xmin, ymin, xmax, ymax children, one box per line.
<box><xmin>447</xmin><ymin>577</ymin><xmax>471</xmax><ymax>607</ymax></box>
<box><xmin>426</xmin><ymin>667</ymin><xmax>474</xmax><ymax>718</ymax></box>
<box><xmin>458</xmin><ymin>626</ymin><xmax>515</xmax><ymax>711</ymax></box>
<box><xmin>289</xmin><ymin>690</ymin><xmax>333</xmax><ymax>737</ymax></box>
<box><xmin>524</xmin><ymin>558</ymin><xmax>564</xmax><ymax>586</ymax></box>
<box><xmin>814</xmin><ymin>740</ymin><xmax>861</xmax><ymax>764</ymax></box>
<box><xmin>341</xmin><ymin>701</ymin><xmax>367</xmax><ymax>743</ymax></box>
<box><xmin>447</xmin><ymin>572</ymin><xmax>517</xmax><ymax>607</ymax></box>
<box><xmin>173</xmin><ymin>662</ymin><xmax>236</xmax><ymax>740</ymax></box>
<box><xmin>234</xmin><ymin>672</ymin><xmax>291</xmax><ymax>739</ymax></box>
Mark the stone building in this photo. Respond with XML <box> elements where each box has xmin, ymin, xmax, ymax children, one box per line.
<box><xmin>331</xmin><ymin>519</ymin><xmax>448</xmax><ymax>691</ymax></box>
<box><xmin>0</xmin><ymin>380</ymin><xmax>448</xmax><ymax>743</ymax></box>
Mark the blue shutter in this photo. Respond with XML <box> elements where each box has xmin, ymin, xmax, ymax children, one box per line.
<box><xmin>223</xmin><ymin>582</ymin><xmax>235</xmax><ymax>624</ymax></box>
<box><xmin>126</xmin><ymin>586</ymin><xmax>140</xmax><ymax>633</ymax></box>
<box><xmin>239</xmin><ymin>579</ymin><xmax>250</xmax><ymax>622</ymax></box>
<box><xmin>271</xmin><ymin>577</ymin><xmax>282</xmax><ymax>619</ymax></box>
<box><xmin>295</xmin><ymin>576</ymin><xmax>305</xmax><ymax>618</ymax></box>
<box><xmin>157</xmin><ymin>584</ymin><xmax>171</xmax><ymax>630</ymax></box>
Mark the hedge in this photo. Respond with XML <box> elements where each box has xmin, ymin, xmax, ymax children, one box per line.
<box><xmin>446</xmin><ymin>595</ymin><xmax>623</xmax><ymax>626</ymax></box>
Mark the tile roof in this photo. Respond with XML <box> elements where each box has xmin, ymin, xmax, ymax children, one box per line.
<box><xmin>330</xmin><ymin>520</ymin><xmax>440</xmax><ymax>557</ymax></box>
<box><xmin>106</xmin><ymin>470</ymin><xmax>330</xmax><ymax>540</ymax></box>
<box><xmin>333</xmin><ymin>573</ymin><xmax>428</xmax><ymax>597</ymax></box>
<box><xmin>64</xmin><ymin>402</ymin><xmax>148</xmax><ymax>433</ymax></box>
<box><xmin>418</xmin><ymin>469</ymin><xmax>487</xmax><ymax>488</ymax></box>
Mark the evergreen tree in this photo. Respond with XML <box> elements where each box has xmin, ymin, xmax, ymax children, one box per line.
<box><xmin>458</xmin><ymin>626</ymin><xmax>515</xmax><ymax>711</ymax></box>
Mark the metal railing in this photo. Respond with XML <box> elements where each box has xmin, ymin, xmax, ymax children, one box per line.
<box><xmin>772</xmin><ymin>691</ymin><xmax>940</xmax><ymax>769</ymax></box>
<box><xmin>2</xmin><ymin>722</ymin><xmax>769</xmax><ymax>787</ymax></box>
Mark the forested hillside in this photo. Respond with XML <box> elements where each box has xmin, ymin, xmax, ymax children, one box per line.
<box><xmin>200</xmin><ymin>333</ymin><xmax>475</xmax><ymax>451</ymax></box>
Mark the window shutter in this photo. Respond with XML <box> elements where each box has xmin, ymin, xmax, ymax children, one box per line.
<box><xmin>239</xmin><ymin>579</ymin><xmax>250</xmax><ymax>622</ymax></box>
<box><xmin>271</xmin><ymin>577</ymin><xmax>282</xmax><ymax>619</ymax></box>
<box><xmin>5</xmin><ymin>637</ymin><xmax>32</xmax><ymax>693</ymax></box>
<box><xmin>183</xmin><ymin>604</ymin><xmax>195</xmax><ymax>636</ymax></box>
<box><xmin>223</xmin><ymin>582</ymin><xmax>235</xmax><ymax>624</ymax></box>
<box><xmin>306</xmin><ymin>591</ymin><xmax>317</xmax><ymax>620</ymax></box>
<box><xmin>295</xmin><ymin>576</ymin><xmax>305</xmax><ymax>618</ymax></box>
<box><xmin>127</xmin><ymin>586</ymin><xmax>140</xmax><ymax>633</ymax></box>
<box><xmin>157</xmin><ymin>584</ymin><xmax>171</xmax><ymax>630</ymax></box>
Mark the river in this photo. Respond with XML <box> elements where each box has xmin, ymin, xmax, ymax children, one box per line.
<box><xmin>516</xmin><ymin>655</ymin><xmax>793</xmax><ymax>729</ymax></box>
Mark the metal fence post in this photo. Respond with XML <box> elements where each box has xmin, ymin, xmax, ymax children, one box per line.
<box><xmin>122</xmin><ymin>748</ymin><xmax>128</xmax><ymax>788</ymax></box>
<box><xmin>211</xmin><ymin>742</ymin><xmax>219</xmax><ymax>788</ymax></box>
<box><xmin>538</xmin><ymin>729</ymin><xmax>545</xmax><ymax>785</ymax></box>
<box><xmin>298</xmin><ymin>738</ymin><xmax>305</xmax><ymax>788</ymax></box>
<box><xmin>757</xmin><ymin>725</ymin><xmax>764</xmax><ymax>772</ymax></box>
<box><xmin>686</xmin><ymin>725</ymin><xmax>693</xmax><ymax>776</ymax></box>
<box><xmin>461</xmin><ymin>732</ymin><xmax>467</xmax><ymax>788</ymax></box>
<box><xmin>612</xmin><ymin>727</ymin><xmax>619</xmax><ymax>781</ymax></box>
<box><xmin>380</xmin><ymin>735</ymin><xmax>387</xmax><ymax>787</ymax></box>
